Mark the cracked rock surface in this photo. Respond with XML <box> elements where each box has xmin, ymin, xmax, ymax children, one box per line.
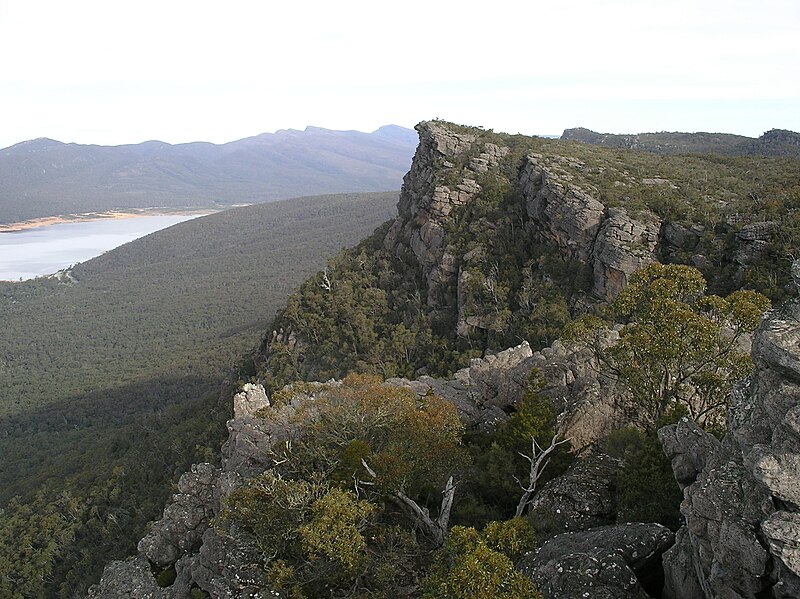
<box><xmin>659</xmin><ymin>292</ymin><xmax>800</xmax><ymax>598</ymax></box>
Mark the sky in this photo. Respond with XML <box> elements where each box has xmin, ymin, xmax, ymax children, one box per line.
<box><xmin>0</xmin><ymin>0</ymin><xmax>798</xmax><ymax>149</ymax></box>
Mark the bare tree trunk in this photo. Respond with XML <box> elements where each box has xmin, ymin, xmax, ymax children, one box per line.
<box><xmin>514</xmin><ymin>417</ymin><xmax>571</xmax><ymax>518</ymax></box>
<box><xmin>361</xmin><ymin>459</ymin><xmax>455</xmax><ymax>546</ymax></box>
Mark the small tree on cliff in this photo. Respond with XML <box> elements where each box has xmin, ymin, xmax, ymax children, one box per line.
<box><xmin>569</xmin><ymin>263</ymin><xmax>770</xmax><ymax>429</ymax></box>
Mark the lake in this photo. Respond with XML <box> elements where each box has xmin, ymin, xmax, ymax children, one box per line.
<box><xmin>0</xmin><ymin>213</ymin><xmax>208</xmax><ymax>281</ymax></box>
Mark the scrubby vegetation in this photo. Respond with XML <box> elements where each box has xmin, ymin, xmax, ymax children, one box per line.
<box><xmin>259</xmin><ymin>169</ymin><xmax>590</xmax><ymax>389</ymax></box>
<box><xmin>221</xmin><ymin>375</ymin><xmax>546</xmax><ymax>598</ymax></box>
<box><xmin>4</xmin><ymin>120</ymin><xmax>797</xmax><ymax>596</ymax></box>
<box><xmin>258</xmin><ymin>125</ymin><xmax>797</xmax><ymax>391</ymax></box>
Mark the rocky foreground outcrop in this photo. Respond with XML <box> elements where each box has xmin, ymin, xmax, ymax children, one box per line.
<box><xmin>521</xmin><ymin>522</ymin><xmax>675</xmax><ymax>599</ymax></box>
<box><xmin>86</xmin><ymin>334</ymin><xmax>636</xmax><ymax>597</ymax></box>
<box><xmin>659</xmin><ymin>287</ymin><xmax>800</xmax><ymax>598</ymax></box>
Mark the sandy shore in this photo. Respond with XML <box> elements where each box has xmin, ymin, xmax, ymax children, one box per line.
<box><xmin>0</xmin><ymin>208</ymin><xmax>217</xmax><ymax>233</ymax></box>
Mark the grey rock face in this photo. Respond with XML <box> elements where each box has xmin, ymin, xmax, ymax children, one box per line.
<box><xmin>521</xmin><ymin>155</ymin><xmax>661</xmax><ymax>302</ymax></box>
<box><xmin>660</xmin><ymin>527</ymin><xmax>704</xmax><ymax>599</ymax></box>
<box><xmin>86</xmin><ymin>555</ymin><xmax>172</xmax><ymax>599</ymax></box>
<box><xmin>137</xmin><ymin>463</ymin><xmax>220</xmax><ymax>567</ymax></box>
<box><xmin>232</xmin><ymin>383</ymin><xmax>270</xmax><ymax>419</ymax></box>
<box><xmin>387</xmin><ymin>122</ymin><xmax>485</xmax><ymax>304</ymax></box>
<box><xmin>591</xmin><ymin>207</ymin><xmax>661</xmax><ymax>302</ymax></box>
<box><xmin>521</xmin><ymin>154</ymin><xmax>606</xmax><ymax>263</ymax></box>
<box><xmin>388</xmin><ymin>124</ymin><xmax>670</xmax><ymax>327</ymax></box>
<box><xmin>386</xmin><ymin>341</ymin><xmax>535</xmax><ymax>432</ymax></box>
<box><xmin>388</xmin><ymin>333</ymin><xmax>631</xmax><ymax>451</ymax></box>
<box><xmin>658</xmin><ymin>417</ymin><xmax>722</xmax><ymax>488</ymax></box>
<box><xmin>530</xmin><ymin>552</ymin><xmax>649</xmax><ymax>599</ymax></box>
<box><xmin>660</xmin><ymin>297</ymin><xmax>800</xmax><ymax>597</ymax></box>
<box><xmin>522</xmin><ymin>522</ymin><xmax>674</xmax><ymax>599</ymax></box>
<box><xmin>529</xmin><ymin>453</ymin><xmax>623</xmax><ymax>539</ymax></box>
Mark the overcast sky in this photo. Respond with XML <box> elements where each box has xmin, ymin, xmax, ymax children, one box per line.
<box><xmin>1</xmin><ymin>0</ymin><xmax>798</xmax><ymax>149</ymax></box>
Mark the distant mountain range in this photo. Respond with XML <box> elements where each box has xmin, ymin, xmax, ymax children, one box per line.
<box><xmin>0</xmin><ymin>125</ymin><xmax>417</xmax><ymax>224</ymax></box>
<box><xmin>561</xmin><ymin>127</ymin><xmax>800</xmax><ymax>157</ymax></box>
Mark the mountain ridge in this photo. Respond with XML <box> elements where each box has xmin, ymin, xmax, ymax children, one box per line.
<box><xmin>83</xmin><ymin>113</ymin><xmax>800</xmax><ymax>594</ymax></box>
<box><xmin>561</xmin><ymin>126</ymin><xmax>800</xmax><ymax>156</ymax></box>
<box><xmin>0</xmin><ymin>125</ymin><xmax>417</xmax><ymax>225</ymax></box>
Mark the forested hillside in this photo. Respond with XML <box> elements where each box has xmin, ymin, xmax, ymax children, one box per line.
<box><xmin>0</xmin><ymin>191</ymin><xmax>398</xmax><ymax>596</ymax></box>
<box><xmin>0</xmin><ymin>125</ymin><xmax>416</xmax><ymax>224</ymax></box>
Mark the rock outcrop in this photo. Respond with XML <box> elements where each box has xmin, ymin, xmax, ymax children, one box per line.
<box><xmin>384</xmin><ymin>122</ymin><xmax>486</xmax><ymax>305</ymax></box>
<box><xmin>87</xmin><ymin>331</ymin><xmax>634</xmax><ymax>596</ymax></box>
<box><xmin>659</xmin><ymin>288</ymin><xmax>800</xmax><ymax>598</ymax></box>
<box><xmin>87</xmin><ymin>385</ymin><xmax>282</xmax><ymax>598</ymax></box>
<box><xmin>528</xmin><ymin>453</ymin><xmax>623</xmax><ymax>539</ymax></box>
<box><xmin>520</xmin><ymin>154</ymin><xmax>661</xmax><ymax>301</ymax></box>
<box><xmin>381</xmin><ymin>121</ymin><xmax>666</xmax><ymax>337</ymax></box>
<box><xmin>521</xmin><ymin>522</ymin><xmax>675</xmax><ymax>599</ymax></box>
<box><xmin>521</xmin><ymin>154</ymin><xmax>605</xmax><ymax>263</ymax></box>
<box><xmin>387</xmin><ymin>333</ymin><xmax>631</xmax><ymax>451</ymax></box>
<box><xmin>591</xmin><ymin>207</ymin><xmax>661</xmax><ymax>301</ymax></box>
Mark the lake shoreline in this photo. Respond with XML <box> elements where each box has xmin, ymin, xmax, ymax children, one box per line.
<box><xmin>0</xmin><ymin>211</ymin><xmax>218</xmax><ymax>281</ymax></box>
<box><xmin>0</xmin><ymin>208</ymin><xmax>220</xmax><ymax>233</ymax></box>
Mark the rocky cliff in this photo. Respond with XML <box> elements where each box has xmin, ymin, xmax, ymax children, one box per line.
<box><xmin>86</xmin><ymin>329</ymin><xmax>613</xmax><ymax>595</ymax></box>
<box><xmin>659</xmin><ymin>273</ymin><xmax>800</xmax><ymax>598</ymax></box>
<box><xmin>257</xmin><ymin>120</ymin><xmax>797</xmax><ymax>389</ymax></box>
<box><xmin>385</xmin><ymin>121</ymin><xmax>662</xmax><ymax>312</ymax></box>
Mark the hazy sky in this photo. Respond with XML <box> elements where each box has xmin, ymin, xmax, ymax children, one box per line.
<box><xmin>1</xmin><ymin>0</ymin><xmax>798</xmax><ymax>149</ymax></box>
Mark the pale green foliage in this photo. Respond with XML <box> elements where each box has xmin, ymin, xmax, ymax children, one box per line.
<box><xmin>606</xmin><ymin>263</ymin><xmax>770</xmax><ymax>427</ymax></box>
<box><xmin>220</xmin><ymin>471</ymin><xmax>328</xmax><ymax>560</ymax></box>
<box><xmin>423</xmin><ymin>525</ymin><xmax>541</xmax><ymax>599</ymax></box>
<box><xmin>481</xmin><ymin>517</ymin><xmax>537</xmax><ymax>561</ymax></box>
<box><xmin>299</xmin><ymin>488</ymin><xmax>375</xmax><ymax>572</ymax></box>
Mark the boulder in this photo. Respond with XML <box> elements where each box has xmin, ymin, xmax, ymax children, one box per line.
<box><xmin>528</xmin><ymin>453</ymin><xmax>622</xmax><ymax>539</ymax></box>
<box><xmin>530</xmin><ymin>552</ymin><xmax>649</xmax><ymax>599</ymax></box>
<box><xmin>522</xmin><ymin>522</ymin><xmax>674</xmax><ymax>598</ymax></box>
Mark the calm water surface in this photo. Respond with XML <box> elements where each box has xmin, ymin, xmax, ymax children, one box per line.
<box><xmin>0</xmin><ymin>214</ymin><xmax>206</xmax><ymax>281</ymax></box>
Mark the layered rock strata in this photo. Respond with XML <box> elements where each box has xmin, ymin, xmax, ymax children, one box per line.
<box><xmin>381</xmin><ymin>122</ymin><xmax>665</xmax><ymax>339</ymax></box>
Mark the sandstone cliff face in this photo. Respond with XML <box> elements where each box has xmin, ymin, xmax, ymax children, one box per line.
<box><xmin>382</xmin><ymin>122</ymin><xmax>664</xmax><ymax>328</ymax></box>
<box><xmin>383</xmin><ymin>122</ymin><xmax>486</xmax><ymax>305</ymax></box>
<box><xmin>659</xmin><ymin>290</ymin><xmax>800</xmax><ymax>598</ymax></box>
<box><xmin>520</xmin><ymin>154</ymin><xmax>662</xmax><ymax>302</ymax></box>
